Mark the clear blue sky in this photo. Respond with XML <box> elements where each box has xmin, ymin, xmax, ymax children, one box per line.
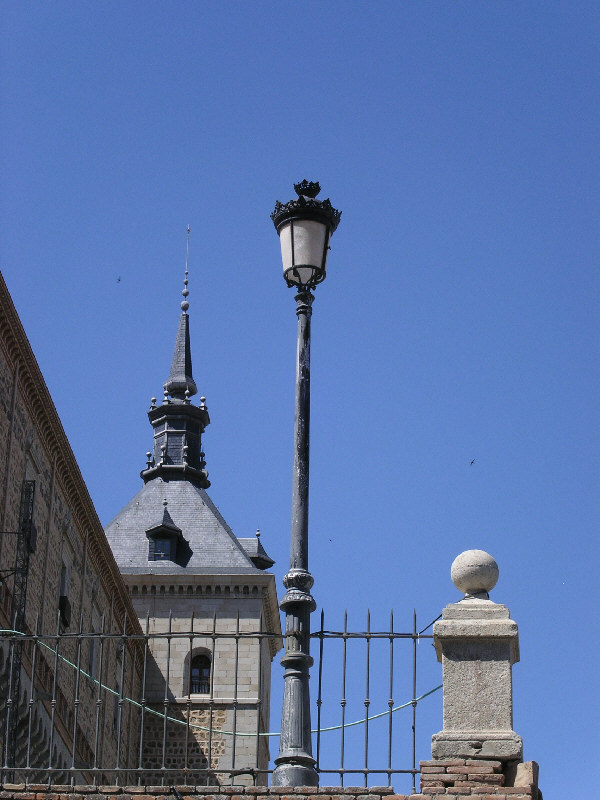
<box><xmin>1</xmin><ymin>3</ymin><xmax>598</xmax><ymax>797</ymax></box>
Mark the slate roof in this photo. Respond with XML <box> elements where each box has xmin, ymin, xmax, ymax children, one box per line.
<box><xmin>165</xmin><ymin>311</ymin><xmax>197</xmax><ymax>399</ymax></box>
<box><xmin>238</xmin><ymin>537</ymin><xmax>275</xmax><ymax>570</ymax></box>
<box><xmin>105</xmin><ymin>476</ymin><xmax>263</xmax><ymax>575</ymax></box>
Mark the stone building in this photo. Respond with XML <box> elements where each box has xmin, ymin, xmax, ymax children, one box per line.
<box><xmin>104</xmin><ymin>277</ymin><xmax>282</xmax><ymax>785</ymax></box>
<box><xmin>0</xmin><ymin>271</ymin><xmax>143</xmax><ymax>780</ymax></box>
<box><xmin>0</xmin><ymin>265</ymin><xmax>281</xmax><ymax>786</ymax></box>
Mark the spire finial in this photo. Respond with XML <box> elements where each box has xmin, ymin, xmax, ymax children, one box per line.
<box><xmin>181</xmin><ymin>225</ymin><xmax>190</xmax><ymax>312</ymax></box>
<box><xmin>164</xmin><ymin>226</ymin><xmax>197</xmax><ymax>400</ymax></box>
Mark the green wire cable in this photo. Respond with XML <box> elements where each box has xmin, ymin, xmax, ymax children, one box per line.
<box><xmin>1</xmin><ymin>629</ymin><xmax>441</xmax><ymax>738</ymax></box>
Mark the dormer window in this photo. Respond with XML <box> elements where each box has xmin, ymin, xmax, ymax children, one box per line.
<box><xmin>146</xmin><ymin>499</ymin><xmax>183</xmax><ymax>563</ymax></box>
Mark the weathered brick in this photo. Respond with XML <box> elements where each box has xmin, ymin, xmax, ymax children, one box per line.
<box><xmin>6</xmin><ymin>794</ymin><xmax>36</xmax><ymax>800</ymax></box>
<box><xmin>468</xmin><ymin>774</ymin><xmax>504</xmax><ymax>785</ymax></box>
<box><xmin>121</xmin><ymin>796</ymin><xmax>153</xmax><ymax>800</ymax></box>
<box><xmin>456</xmin><ymin>766</ymin><xmax>497</xmax><ymax>776</ymax></box>
<box><xmin>439</xmin><ymin>774</ymin><xmax>468</xmax><ymax>784</ymax></box>
<box><xmin>465</xmin><ymin>761</ymin><xmax>501</xmax><ymax>771</ymax></box>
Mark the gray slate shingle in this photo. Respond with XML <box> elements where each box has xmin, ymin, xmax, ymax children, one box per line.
<box><xmin>105</xmin><ymin>477</ymin><xmax>262</xmax><ymax>575</ymax></box>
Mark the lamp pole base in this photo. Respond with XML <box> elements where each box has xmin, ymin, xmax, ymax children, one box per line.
<box><xmin>271</xmin><ymin>761</ymin><xmax>319</xmax><ymax>787</ymax></box>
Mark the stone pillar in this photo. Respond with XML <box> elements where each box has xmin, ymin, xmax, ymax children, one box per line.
<box><xmin>431</xmin><ymin>549</ymin><xmax>523</xmax><ymax>762</ymax></box>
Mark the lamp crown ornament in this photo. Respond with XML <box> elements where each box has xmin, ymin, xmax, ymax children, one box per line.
<box><xmin>271</xmin><ymin>182</ymin><xmax>341</xmax><ymax>234</ymax></box>
<box><xmin>294</xmin><ymin>179</ymin><xmax>321</xmax><ymax>198</ymax></box>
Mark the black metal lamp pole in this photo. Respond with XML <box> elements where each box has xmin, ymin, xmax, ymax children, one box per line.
<box><xmin>270</xmin><ymin>181</ymin><xmax>341</xmax><ymax>787</ymax></box>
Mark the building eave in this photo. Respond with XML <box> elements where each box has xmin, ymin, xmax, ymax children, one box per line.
<box><xmin>0</xmin><ymin>270</ymin><xmax>142</xmax><ymax>636</ymax></box>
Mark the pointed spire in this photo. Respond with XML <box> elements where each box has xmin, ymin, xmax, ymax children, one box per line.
<box><xmin>142</xmin><ymin>227</ymin><xmax>210</xmax><ymax>489</ymax></box>
<box><xmin>164</xmin><ymin>226</ymin><xmax>197</xmax><ymax>400</ymax></box>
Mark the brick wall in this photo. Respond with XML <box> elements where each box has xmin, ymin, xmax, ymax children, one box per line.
<box><xmin>419</xmin><ymin>758</ymin><xmax>540</xmax><ymax>799</ymax></box>
<box><xmin>0</xmin><ymin>778</ymin><xmax>541</xmax><ymax>800</ymax></box>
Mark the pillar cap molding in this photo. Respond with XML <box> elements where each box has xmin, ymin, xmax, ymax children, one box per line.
<box><xmin>431</xmin><ymin>730</ymin><xmax>523</xmax><ymax>761</ymax></box>
<box><xmin>434</xmin><ymin>600</ymin><xmax>520</xmax><ymax>663</ymax></box>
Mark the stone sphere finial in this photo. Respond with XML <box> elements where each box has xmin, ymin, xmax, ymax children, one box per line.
<box><xmin>451</xmin><ymin>549</ymin><xmax>499</xmax><ymax>597</ymax></box>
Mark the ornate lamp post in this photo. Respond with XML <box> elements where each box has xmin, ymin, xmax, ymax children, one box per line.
<box><xmin>270</xmin><ymin>181</ymin><xmax>341</xmax><ymax>787</ymax></box>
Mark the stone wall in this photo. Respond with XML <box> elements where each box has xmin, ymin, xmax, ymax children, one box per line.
<box><xmin>0</xmin><ymin>272</ymin><xmax>143</xmax><ymax>778</ymax></box>
<box><xmin>127</xmin><ymin>576</ymin><xmax>278</xmax><ymax>785</ymax></box>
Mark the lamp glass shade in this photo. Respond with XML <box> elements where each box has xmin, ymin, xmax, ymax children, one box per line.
<box><xmin>279</xmin><ymin>218</ymin><xmax>329</xmax><ymax>287</ymax></box>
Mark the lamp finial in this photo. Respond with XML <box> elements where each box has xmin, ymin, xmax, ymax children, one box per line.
<box><xmin>294</xmin><ymin>180</ymin><xmax>320</xmax><ymax>198</ymax></box>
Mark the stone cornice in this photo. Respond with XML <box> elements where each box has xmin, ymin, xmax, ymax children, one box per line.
<box><xmin>0</xmin><ymin>271</ymin><xmax>141</xmax><ymax>635</ymax></box>
<box><xmin>124</xmin><ymin>571</ymin><xmax>282</xmax><ymax>657</ymax></box>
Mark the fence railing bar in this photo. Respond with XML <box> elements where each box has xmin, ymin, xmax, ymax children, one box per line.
<box><xmin>363</xmin><ymin>608</ymin><xmax>371</xmax><ymax>787</ymax></box>
<box><xmin>2</xmin><ymin>627</ymin><xmax>430</xmax><ymax>642</ymax></box>
<box><xmin>114</xmin><ymin>613</ymin><xmax>127</xmax><ymax>783</ymax></box>
<box><xmin>137</xmin><ymin>611</ymin><xmax>150</xmax><ymax>784</ymax></box>
<box><xmin>340</xmin><ymin>609</ymin><xmax>348</xmax><ymax>787</ymax></box>
<box><xmin>2</xmin><ymin>612</ymin><xmax>17</xmax><ymax>775</ymax></box>
<box><xmin>70</xmin><ymin>609</ymin><xmax>84</xmax><ymax>781</ymax></box>
<box><xmin>411</xmin><ymin>609</ymin><xmax>418</xmax><ymax>795</ymax></box>
<box><xmin>315</xmin><ymin>608</ymin><xmax>324</xmax><ymax>771</ymax></box>
<box><xmin>387</xmin><ymin>609</ymin><xmax>394</xmax><ymax>787</ymax></box>
<box><xmin>207</xmin><ymin>610</ymin><xmax>216</xmax><ymax>774</ymax></box>
<box><xmin>254</xmin><ymin>612</ymin><xmax>263</xmax><ymax>783</ymax></box>
<box><xmin>24</xmin><ymin>612</ymin><xmax>40</xmax><ymax>778</ymax></box>
<box><xmin>92</xmin><ymin>612</ymin><xmax>106</xmax><ymax>784</ymax></box>
<box><xmin>313</xmin><ymin>631</ymin><xmax>433</xmax><ymax>640</ymax></box>
<box><xmin>126</xmin><ymin>640</ymin><xmax>138</xmax><ymax>786</ymax></box>
<box><xmin>183</xmin><ymin>609</ymin><xmax>193</xmax><ymax>783</ymax></box>
<box><xmin>232</xmin><ymin>610</ymin><xmax>240</xmax><ymax>779</ymax></box>
<box><xmin>48</xmin><ymin>609</ymin><xmax>64</xmax><ymax>784</ymax></box>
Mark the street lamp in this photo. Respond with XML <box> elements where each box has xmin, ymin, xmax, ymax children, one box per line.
<box><xmin>270</xmin><ymin>181</ymin><xmax>341</xmax><ymax>787</ymax></box>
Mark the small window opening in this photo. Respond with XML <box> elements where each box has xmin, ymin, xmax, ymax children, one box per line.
<box><xmin>190</xmin><ymin>654</ymin><xmax>211</xmax><ymax>694</ymax></box>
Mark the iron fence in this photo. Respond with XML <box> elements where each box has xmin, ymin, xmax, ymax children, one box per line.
<box><xmin>312</xmin><ymin>610</ymin><xmax>439</xmax><ymax>793</ymax></box>
<box><xmin>0</xmin><ymin>611</ymin><xmax>440</xmax><ymax>791</ymax></box>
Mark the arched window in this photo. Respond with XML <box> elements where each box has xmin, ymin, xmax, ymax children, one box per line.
<box><xmin>190</xmin><ymin>654</ymin><xmax>211</xmax><ymax>695</ymax></box>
